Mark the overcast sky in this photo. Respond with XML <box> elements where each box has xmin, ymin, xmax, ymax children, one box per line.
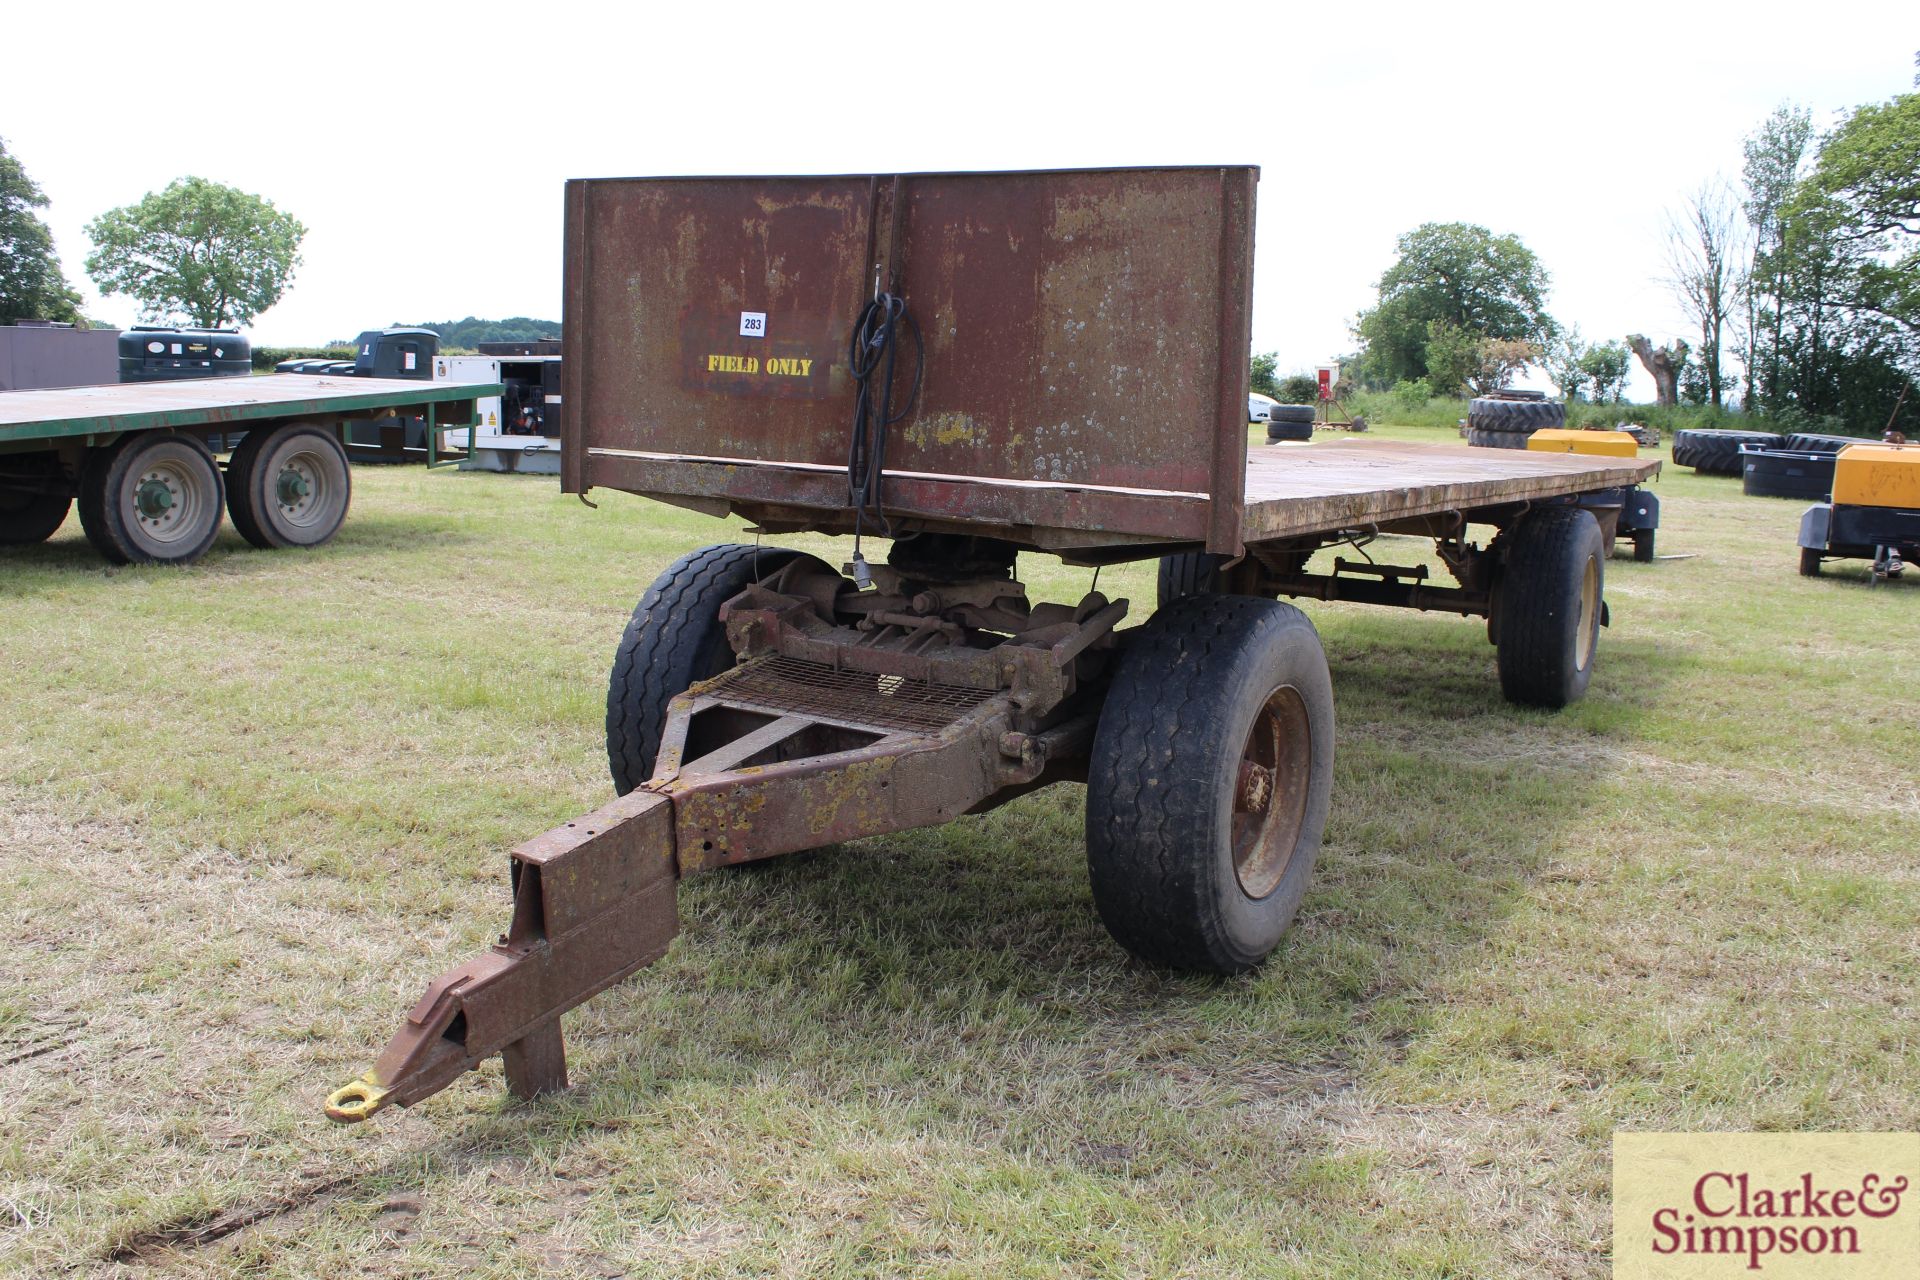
<box><xmin>4</xmin><ymin>3</ymin><xmax>1912</xmax><ymax>400</ymax></box>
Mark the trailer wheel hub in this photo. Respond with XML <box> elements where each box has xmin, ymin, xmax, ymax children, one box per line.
<box><xmin>134</xmin><ymin>476</ymin><xmax>176</xmax><ymax>519</ymax></box>
<box><xmin>1236</xmin><ymin>761</ymin><xmax>1273</xmax><ymax>816</ymax></box>
<box><xmin>1231</xmin><ymin>685</ymin><xmax>1313</xmax><ymax>900</ymax></box>
<box><xmin>275</xmin><ymin>466</ymin><xmax>312</xmax><ymax>507</ymax></box>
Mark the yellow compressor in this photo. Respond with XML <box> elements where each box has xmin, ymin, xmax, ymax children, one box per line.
<box><xmin>1797</xmin><ymin>443</ymin><xmax>1920</xmax><ymax>582</ymax></box>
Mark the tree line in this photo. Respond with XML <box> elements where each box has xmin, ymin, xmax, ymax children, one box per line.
<box><xmin>1</xmin><ymin>141</ymin><xmax>304</xmax><ymax>330</ymax></box>
<box><xmin>1296</xmin><ymin>56</ymin><xmax>1917</xmax><ymax>430</ymax></box>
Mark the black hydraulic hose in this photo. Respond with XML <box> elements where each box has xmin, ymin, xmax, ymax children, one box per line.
<box><xmin>845</xmin><ymin>292</ymin><xmax>923</xmax><ymax>582</ymax></box>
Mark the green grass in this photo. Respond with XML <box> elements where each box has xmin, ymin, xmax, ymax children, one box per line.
<box><xmin>1</xmin><ymin>428</ymin><xmax>1914</xmax><ymax>1278</ymax></box>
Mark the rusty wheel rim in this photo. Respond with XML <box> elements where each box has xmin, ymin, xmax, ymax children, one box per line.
<box><xmin>1231</xmin><ymin>684</ymin><xmax>1312</xmax><ymax>900</ymax></box>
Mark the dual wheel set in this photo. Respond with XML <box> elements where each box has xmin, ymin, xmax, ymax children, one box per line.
<box><xmin>0</xmin><ymin>424</ymin><xmax>352</xmax><ymax>565</ymax></box>
<box><xmin>603</xmin><ymin>507</ymin><xmax>1608</xmax><ymax>974</ymax></box>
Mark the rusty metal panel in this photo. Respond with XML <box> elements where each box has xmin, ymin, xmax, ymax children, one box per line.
<box><xmin>563</xmin><ymin>167</ymin><xmax>1256</xmax><ymax>552</ymax></box>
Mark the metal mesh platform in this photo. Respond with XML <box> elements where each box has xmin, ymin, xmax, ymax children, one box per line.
<box><xmin>703</xmin><ymin>655</ymin><xmax>995</xmax><ymax>735</ymax></box>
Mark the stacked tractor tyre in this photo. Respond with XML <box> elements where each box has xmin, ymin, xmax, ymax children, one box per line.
<box><xmin>1465</xmin><ymin>390</ymin><xmax>1564</xmax><ymax>449</ymax></box>
<box><xmin>1265</xmin><ymin>405</ymin><xmax>1316</xmax><ymax>443</ymax></box>
<box><xmin>1670</xmin><ymin>429</ymin><xmax>1783</xmax><ymax>476</ymax></box>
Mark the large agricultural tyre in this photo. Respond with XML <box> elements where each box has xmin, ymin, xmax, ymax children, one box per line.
<box><xmin>1466</xmin><ymin>396</ymin><xmax>1564</xmax><ymax>449</ymax></box>
<box><xmin>606</xmin><ymin>542</ymin><xmax>818</xmax><ymax>795</ymax></box>
<box><xmin>76</xmin><ymin>432</ymin><xmax>225</xmax><ymax>565</ymax></box>
<box><xmin>1784</xmin><ymin>433</ymin><xmax>1862</xmax><ymax>454</ymax></box>
<box><xmin>1670</xmin><ymin>428</ymin><xmax>1783</xmax><ymax>476</ymax></box>
<box><xmin>226</xmin><ymin>423</ymin><xmax>353</xmax><ymax>549</ymax></box>
<box><xmin>0</xmin><ymin>454</ymin><xmax>72</xmax><ymax>544</ymax></box>
<box><xmin>1493</xmin><ymin>506</ymin><xmax>1605</xmax><ymax>708</ymax></box>
<box><xmin>1085</xmin><ymin>595</ymin><xmax>1335</xmax><ymax>974</ymax></box>
<box><xmin>1466</xmin><ymin>427</ymin><xmax>1530</xmax><ymax>449</ymax></box>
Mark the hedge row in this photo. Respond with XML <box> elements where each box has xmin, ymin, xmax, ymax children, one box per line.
<box><xmin>252</xmin><ymin>345</ymin><xmax>354</xmax><ymax>371</ymax></box>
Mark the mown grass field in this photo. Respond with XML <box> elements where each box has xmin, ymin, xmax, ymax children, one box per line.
<box><xmin>2</xmin><ymin>422</ymin><xmax>1915</xmax><ymax>1278</ymax></box>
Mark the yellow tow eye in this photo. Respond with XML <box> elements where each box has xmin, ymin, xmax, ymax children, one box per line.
<box><xmin>324</xmin><ymin>1074</ymin><xmax>393</xmax><ymax>1124</ymax></box>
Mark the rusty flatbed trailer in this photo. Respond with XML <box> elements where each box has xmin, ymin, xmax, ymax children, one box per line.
<box><xmin>326</xmin><ymin>167</ymin><xmax>1659</xmax><ymax>1122</ymax></box>
<box><xmin>0</xmin><ymin>374</ymin><xmax>496</xmax><ymax>564</ymax></box>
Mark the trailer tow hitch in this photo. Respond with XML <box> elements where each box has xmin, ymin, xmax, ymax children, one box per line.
<box><xmin>323</xmin><ymin>603</ymin><xmax>1116</xmax><ymax>1121</ymax></box>
<box><xmin>324</xmin><ymin>787</ymin><xmax>680</xmax><ymax>1122</ymax></box>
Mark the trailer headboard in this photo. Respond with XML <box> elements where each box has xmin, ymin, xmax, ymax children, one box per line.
<box><xmin>562</xmin><ymin>166</ymin><xmax>1256</xmax><ymax>556</ymax></box>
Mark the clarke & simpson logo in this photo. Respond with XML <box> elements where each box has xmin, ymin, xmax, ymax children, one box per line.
<box><xmin>1614</xmin><ymin>1133</ymin><xmax>1918</xmax><ymax>1278</ymax></box>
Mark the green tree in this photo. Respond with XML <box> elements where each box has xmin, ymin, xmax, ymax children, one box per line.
<box><xmin>1802</xmin><ymin>90</ymin><xmax>1919</xmax><ymax>363</ymax></box>
<box><xmin>0</xmin><ymin>137</ymin><xmax>83</xmax><ymax>323</ymax></box>
<box><xmin>1543</xmin><ymin>326</ymin><xmax>1589</xmax><ymax>401</ymax></box>
<box><xmin>1741</xmin><ymin>105</ymin><xmax>1815</xmax><ymax>405</ymax></box>
<box><xmin>85</xmin><ymin>177</ymin><xmax>305</xmax><ymax>328</ymax></box>
<box><xmin>1424</xmin><ymin>319</ymin><xmax>1539</xmax><ymax>396</ymax></box>
<box><xmin>1248</xmin><ymin>350</ymin><xmax>1279</xmax><ymax>398</ymax></box>
<box><xmin>1580</xmin><ymin>341</ymin><xmax>1632</xmax><ymax>403</ymax></box>
<box><xmin>1353</xmin><ymin>222</ymin><xmax>1555</xmax><ymax>387</ymax></box>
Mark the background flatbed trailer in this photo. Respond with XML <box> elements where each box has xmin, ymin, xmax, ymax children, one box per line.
<box><xmin>317</xmin><ymin>166</ymin><xmax>1660</xmax><ymax>1123</ymax></box>
<box><xmin>0</xmin><ymin>373</ymin><xmax>497</xmax><ymax>564</ymax></box>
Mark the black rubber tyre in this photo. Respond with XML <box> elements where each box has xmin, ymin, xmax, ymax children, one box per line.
<box><xmin>226</xmin><ymin>424</ymin><xmax>352</xmax><ymax>549</ymax></box>
<box><xmin>1630</xmin><ymin>530</ymin><xmax>1656</xmax><ymax>563</ymax></box>
<box><xmin>1266</xmin><ymin>418</ymin><xmax>1314</xmax><ymax>443</ymax></box>
<box><xmin>1086</xmin><ymin>596</ymin><xmax>1334</xmax><ymax>973</ymax></box>
<box><xmin>1483</xmin><ymin>388</ymin><xmax>1548</xmax><ymax>402</ymax></box>
<box><xmin>1671</xmin><ymin>428</ymin><xmax>1783</xmax><ymax>476</ymax></box>
<box><xmin>1741</xmin><ymin>449</ymin><xmax>1836</xmax><ymax>501</ymax></box>
<box><xmin>1267</xmin><ymin>404</ymin><xmax>1316</xmax><ymax>424</ymax></box>
<box><xmin>1467</xmin><ymin>426</ymin><xmax>1531</xmax><ymax>449</ymax></box>
<box><xmin>1156</xmin><ymin>551</ymin><xmax>1226</xmax><ymax>607</ymax></box>
<box><xmin>606</xmin><ymin>543</ymin><xmax>817</xmax><ymax>795</ymax></box>
<box><xmin>76</xmin><ymin>432</ymin><xmax>225</xmax><ymax>565</ymax></box>
<box><xmin>1467</xmin><ymin>397</ymin><xmax>1565</xmax><ymax>438</ymax></box>
<box><xmin>1799</xmin><ymin>547</ymin><xmax>1823</xmax><ymax>577</ymax></box>
<box><xmin>1784</xmin><ymin>433</ymin><xmax>1862</xmax><ymax>454</ymax></box>
<box><xmin>1494</xmin><ymin>507</ymin><xmax>1605</xmax><ymax>709</ymax></box>
<box><xmin>0</xmin><ymin>455</ymin><xmax>72</xmax><ymax>544</ymax></box>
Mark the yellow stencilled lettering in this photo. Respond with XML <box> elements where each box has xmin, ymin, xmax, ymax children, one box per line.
<box><xmin>707</xmin><ymin>354</ymin><xmax>816</xmax><ymax>377</ymax></box>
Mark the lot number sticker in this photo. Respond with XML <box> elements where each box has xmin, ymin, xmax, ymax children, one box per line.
<box><xmin>740</xmin><ymin>311</ymin><xmax>766</xmax><ymax>338</ymax></box>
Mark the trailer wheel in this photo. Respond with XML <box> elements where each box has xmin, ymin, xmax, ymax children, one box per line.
<box><xmin>76</xmin><ymin>432</ymin><xmax>225</xmax><ymax>565</ymax></box>
<box><xmin>607</xmin><ymin>543</ymin><xmax>820</xmax><ymax>794</ymax></box>
<box><xmin>0</xmin><ymin>455</ymin><xmax>72</xmax><ymax>544</ymax></box>
<box><xmin>227</xmin><ymin>424</ymin><xmax>352</xmax><ymax>549</ymax></box>
<box><xmin>1493</xmin><ymin>507</ymin><xmax>1605</xmax><ymax>708</ymax></box>
<box><xmin>1799</xmin><ymin>547</ymin><xmax>1823</xmax><ymax>577</ymax></box>
<box><xmin>1085</xmin><ymin>595</ymin><xmax>1334</xmax><ymax>974</ymax></box>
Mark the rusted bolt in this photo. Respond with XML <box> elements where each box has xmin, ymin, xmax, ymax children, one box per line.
<box><xmin>997</xmin><ymin>731</ymin><xmax>1028</xmax><ymax>758</ymax></box>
